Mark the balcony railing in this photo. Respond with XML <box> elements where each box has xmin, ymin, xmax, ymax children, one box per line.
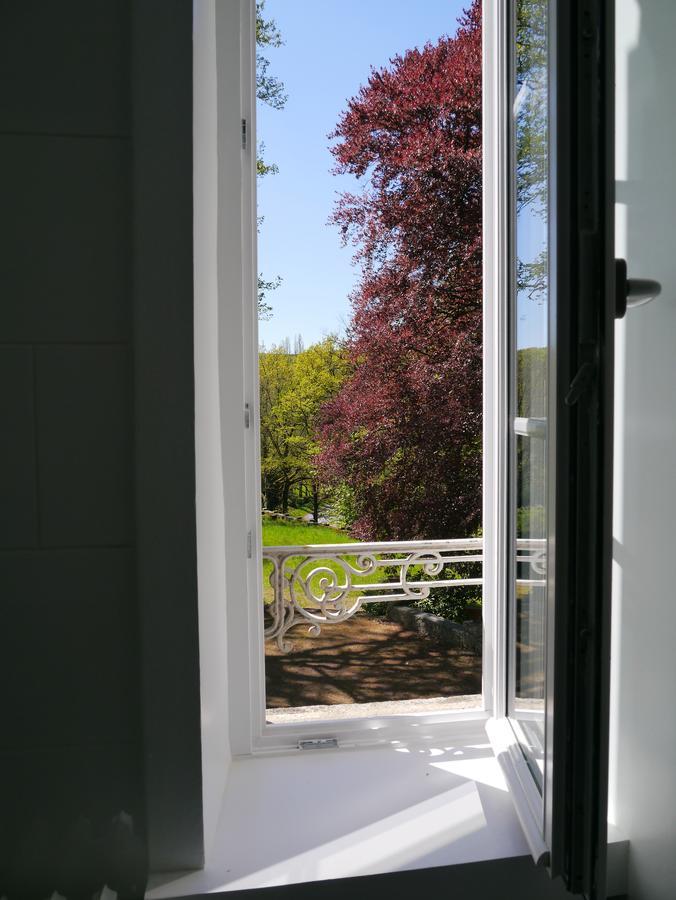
<box><xmin>263</xmin><ymin>538</ymin><xmax>546</xmax><ymax>652</ymax></box>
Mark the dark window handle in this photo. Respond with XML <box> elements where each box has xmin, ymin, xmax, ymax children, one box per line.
<box><xmin>615</xmin><ymin>258</ymin><xmax>662</xmax><ymax>318</ymax></box>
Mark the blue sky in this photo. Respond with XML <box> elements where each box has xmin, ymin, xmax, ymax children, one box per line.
<box><xmin>257</xmin><ymin>0</ymin><xmax>469</xmax><ymax>347</ymax></box>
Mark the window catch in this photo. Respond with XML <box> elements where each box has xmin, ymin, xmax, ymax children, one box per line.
<box><xmin>241</xmin><ymin>118</ymin><xmax>247</xmax><ymax>150</ymax></box>
<box><xmin>244</xmin><ymin>403</ymin><xmax>250</xmax><ymax>428</ymax></box>
<box><xmin>298</xmin><ymin>738</ymin><xmax>339</xmax><ymax>751</ymax></box>
<box><xmin>246</xmin><ymin>531</ymin><xmax>252</xmax><ymax>559</ymax></box>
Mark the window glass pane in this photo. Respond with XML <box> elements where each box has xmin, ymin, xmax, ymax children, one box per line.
<box><xmin>509</xmin><ymin>0</ymin><xmax>548</xmax><ymax>790</ymax></box>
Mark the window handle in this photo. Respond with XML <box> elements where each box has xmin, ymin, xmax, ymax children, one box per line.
<box><xmin>615</xmin><ymin>258</ymin><xmax>662</xmax><ymax>318</ymax></box>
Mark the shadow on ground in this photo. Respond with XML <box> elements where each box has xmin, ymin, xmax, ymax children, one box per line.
<box><xmin>265</xmin><ymin>611</ymin><xmax>481</xmax><ymax>708</ymax></box>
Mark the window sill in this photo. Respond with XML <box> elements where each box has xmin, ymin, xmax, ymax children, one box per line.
<box><xmin>146</xmin><ymin>720</ymin><xmax>532</xmax><ymax>896</ymax></box>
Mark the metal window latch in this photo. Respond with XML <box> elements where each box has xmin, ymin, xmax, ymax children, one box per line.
<box><xmin>615</xmin><ymin>258</ymin><xmax>662</xmax><ymax>319</ymax></box>
<box><xmin>241</xmin><ymin>118</ymin><xmax>247</xmax><ymax>150</ymax></box>
<box><xmin>298</xmin><ymin>738</ymin><xmax>339</xmax><ymax>751</ymax></box>
<box><xmin>246</xmin><ymin>530</ymin><xmax>252</xmax><ymax>559</ymax></box>
<box><xmin>244</xmin><ymin>403</ymin><xmax>250</xmax><ymax>428</ymax></box>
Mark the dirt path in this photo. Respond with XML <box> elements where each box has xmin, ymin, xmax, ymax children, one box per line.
<box><xmin>265</xmin><ymin>611</ymin><xmax>481</xmax><ymax>709</ymax></box>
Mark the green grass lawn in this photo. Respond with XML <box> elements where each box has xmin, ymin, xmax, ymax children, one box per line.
<box><xmin>262</xmin><ymin>517</ymin><xmax>352</xmax><ymax>548</ymax></box>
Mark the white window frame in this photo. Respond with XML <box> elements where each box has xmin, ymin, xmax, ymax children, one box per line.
<box><xmin>218</xmin><ymin>0</ymin><xmax>515</xmax><ymax>760</ymax></box>
<box><xmin>483</xmin><ymin>0</ymin><xmax>553</xmax><ymax>867</ymax></box>
<box><xmin>482</xmin><ymin>0</ymin><xmax>546</xmax><ymax>855</ymax></box>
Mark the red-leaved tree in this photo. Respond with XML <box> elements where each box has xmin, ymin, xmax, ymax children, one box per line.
<box><xmin>319</xmin><ymin>2</ymin><xmax>482</xmax><ymax>541</ymax></box>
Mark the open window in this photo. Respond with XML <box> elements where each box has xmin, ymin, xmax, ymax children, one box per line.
<box><xmin>486</xmin><ymin>1</ymin><xmax>615</xmax><ymax>897</ymax></box>
<box><xmin>206</xmin><ymin>1</ymin><xmax>616</xmax><ymax>896</ymax></box>
<box><xmin>247</xmin><ymin>0</ymin><xmax>489</xmax><ymax>751</ymax></box>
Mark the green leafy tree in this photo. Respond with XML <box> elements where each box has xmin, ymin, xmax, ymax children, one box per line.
<box><xmin>259</xmin><ymin>338</ymin><xmax>350</xmax><ymax>518</ymax></box>
<box><xmin>256</xmin><ymin>3</ymin><xmax>287</xmax><ymax>112</ymax></box>
<box><xmin>256</xmin><ymin>0</ymin><xmax>287</xmax><ymax>319</ymax></box>
<box><xmin>515</xmin><ymin>0</ymin><xmax>548</xmax><ymax>303</ymax></box>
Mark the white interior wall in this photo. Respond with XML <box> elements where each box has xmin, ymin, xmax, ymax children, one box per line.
<box><xmin>193</xmin><ymin>0</ymin><xmax>232</xmax><ymax>860</ymax></box>
<box><xmin>610</xmin><ymin>1</ymin><xmax>676</xmax><ymax>897</ymax></box>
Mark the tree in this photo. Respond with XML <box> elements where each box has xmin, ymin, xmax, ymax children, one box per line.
<box><xmin>256</xmin><ymin>3</ymin><xmax>286</xmax><ymax>113</ymax></box>
<box><xmin>256</xmin><ymin>0</ymin><xmax>287</xmax><ymax>319</ymax></box>
<box><xmin>319</xmin><ymin>2</ymin><xmax>483</xmax><ymax>541</ymax></box>
<box><xmin>259</xmin><ymin>338</ymin><xmax>349</xmax><ymax>518</ymax></box>
<box><xmin>515</xmin><ymin>0</ymin><xmax>548</xmax><ymax>305</ymax></box>
<box><xmin>514</xmin><ymin>0</ymin><xmax>548</xmax><ymax>531</ymax></box>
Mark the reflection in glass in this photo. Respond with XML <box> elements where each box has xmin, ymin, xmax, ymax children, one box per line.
<box><xmin>510</xmin><ymin>0</ymin><xmax>548</xmax><ymax>790</ymax></box>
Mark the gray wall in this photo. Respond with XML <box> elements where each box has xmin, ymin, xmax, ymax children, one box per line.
<box><xmin>0</xmin><ymin>1</ymin><xmax>201</xmax><ymax>891</ymax></box>
<box><xmin>0</xmin><ymin>2</ymin><xmax>143</xmax><ymax>891</ymax></box>
<box><xmin>609</xmin><ymin>1</ymin><xmax>676</xmax><ymax>898</ymax></box>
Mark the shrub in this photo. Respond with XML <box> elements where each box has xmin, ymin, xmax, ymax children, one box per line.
<box><xmin>362</xmin><ymin>563</ymin><xmax>482</xmax><ymax>624</ymax></box>
<box><xmin>412</xmin><ymin>585</ymin><xmax>481</xmax><ymax>623</ymax></box>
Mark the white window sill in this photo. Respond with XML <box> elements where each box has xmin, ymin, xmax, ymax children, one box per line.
<box><xmin>146</xmin><ymin>720</ymin><xmax>532</xmax><ymax>896</ymax></box>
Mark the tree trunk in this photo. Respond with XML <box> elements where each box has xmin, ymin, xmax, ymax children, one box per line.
<box><xmin>312</xmin><ymin>484</ymin><xmax>320</xmax><ymax>524</ymax></box>
<box><xmin>281</xmin><ymin>481</ymin><xmax>290</xmax><ymax>515</ymax></box>
<box><xmin>265</xmin><ymin>480</ymin><xmax>280</xmax><ymax>511</ymax></box>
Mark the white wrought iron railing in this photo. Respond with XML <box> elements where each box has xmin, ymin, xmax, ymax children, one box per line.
<box><xmin>263</xmin><ymin>538</ymin><xmax>546</xmax><ymax>652</ymax></box>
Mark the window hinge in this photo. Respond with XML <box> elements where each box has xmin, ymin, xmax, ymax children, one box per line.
<box><xmin>298</xmin><ymin>738</ymin><xmax>339</xmax><ymax>751</ymax></box>
<box><xmin>246</xmin><ymin>530</ymin><xmax>252</xmax><ymax>559</ymax></box>
<box><xmin>244</xmin><ymin>403</ymin><xmax>250</xmax><ymax>428</ymax></box>
<box><xmin>241</xmin><ymin>118</ymin><xmax>247</xmax><ymax>150</ymax></box>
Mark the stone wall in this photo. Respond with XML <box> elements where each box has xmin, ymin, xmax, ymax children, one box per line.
<box><xmin>387</xmin><ymin>605</ymin><xmax>482</xmax><ymax>655</ymax></box>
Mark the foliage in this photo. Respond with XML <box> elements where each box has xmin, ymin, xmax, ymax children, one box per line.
<box><xmin>259</xmin><ymin>338</ymin><xmax>350</xmax><ymax>515</ymax></box>
<box><xmin>517</xmin><ymin>249</ymin><xmax>547</xmax><ymax>306</ymax></box>
<box><xmin>514</xmin><ymin>0</ymin><xmax>549</xmax><ymax>524</ymax></box>
<box><xmin>329</xmin><ymin>482</ymin><xmax>359</xmax><ymax>530</ymax></box>
<box><xmin>256</xmin><ymin>1</ymin><xmax>287</xmax><ymax>114</ymax></box>
<box><xmin>516</xmin><ymin>346</ymin><xmax>547</xmax><ymax>510</ymax></box>
<box><xmin>319</xmin><ymin>2</ymin><xmax>483</xmax><ymax>542</ymax></box>
<box><xmin>364</xmin><ymin>562</ymin><xmax>481</xmax><ymax>622</ymax></box>
<box><xmin>517</xmin><ymin>504</ymin><xmax>545</xmax><ymax>538</ymax></box>
<box><xmin>256</xmin><ymin>0</ymin><xmax>286</xmax><ymax>317</ymax></box>
<box><xmin>515</xmin><ymin>0</ymin><xmax>548</xmax><ymax>304</ymax></box>
<box><xmin>412</xmin><ymin>585</ymin><xmax>481</xmax><ymax>623</ymax></box>
<box><xmin>257</xmin><ymin>273</ymin><xmax>281</xmax><ymax>322</ymax></box>
<box><xmin>515</xmin><ymin>0</ymin><xmax>548</xmax><ymax>215</ymax></box>
<box><xmin>517</xmin><ymin>346</ymin><xmax>547</xmax><ymax>417</ymax></box>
